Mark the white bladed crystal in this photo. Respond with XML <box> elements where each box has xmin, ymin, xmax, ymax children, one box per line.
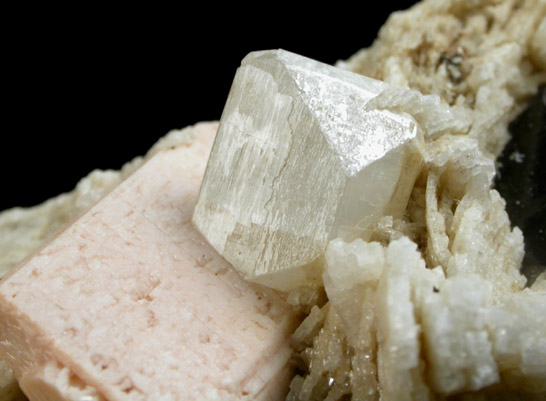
<box><xmin>193</xmin><ymin>49</ymin><xmax>424</xmax><ymax>290</ymax></box>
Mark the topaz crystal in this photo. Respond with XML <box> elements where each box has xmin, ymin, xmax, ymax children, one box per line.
<box><xmin>193</xmin><ymin>50</ymin><xmax>424</xmax><ymax>290</ymax></box>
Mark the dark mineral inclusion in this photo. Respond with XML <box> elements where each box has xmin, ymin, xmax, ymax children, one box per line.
<box><xmin>495</xmin><ymin>85</ymin><xmax>546</xmax><ymax>286</ymax></box>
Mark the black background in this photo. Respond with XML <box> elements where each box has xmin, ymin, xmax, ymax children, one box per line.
<box><xmin>2</xmin><ymin>2</ymin><xmax>419</xmax><ymax>211</ymax></box>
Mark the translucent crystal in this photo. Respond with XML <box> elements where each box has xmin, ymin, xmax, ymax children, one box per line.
<box><xmin>193</xmin><ymin>50</ymin><xmax>424</xmax><ymax>290</ymax></box>
<box><xmin>420</xmin><ymin>275</ymin><xmax>499</xmax><ymax>394</ymax></box>
<box><xmin>375</xmin><ymin>238</ymin><xmax>431</xmax><ymax>401</ymax></box>
<box><xmin>323</xmin><ymin>239</ymin><xmax>384</xmax><ymax>400</ymax></box>
<box><xmin>486</xmin><ymin>288</ymin><xmax>546</xmax><ymax>392</ymax></box>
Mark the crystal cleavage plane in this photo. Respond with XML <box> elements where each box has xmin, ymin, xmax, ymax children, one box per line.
<box><xmin>193</xmin><ymin>50</ymin><xmax>424</xmax><ymax>291</ymax></box>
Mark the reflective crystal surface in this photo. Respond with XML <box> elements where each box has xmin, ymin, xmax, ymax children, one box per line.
<box><xmin>193</xmin><ymin>50</ymin><xmax>424</xmax><ymax>290</ymax></box>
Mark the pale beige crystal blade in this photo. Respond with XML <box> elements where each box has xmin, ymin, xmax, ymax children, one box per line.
<box><xmin>193</xmin><ymin>49</ymin><xmax>424</xmax><ymax>291</ymax></box>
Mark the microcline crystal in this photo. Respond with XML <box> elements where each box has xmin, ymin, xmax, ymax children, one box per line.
<box><xmin>193</xmin><ymin>49</ymin><xmax>424</xmax><ymax>291</ymax></box>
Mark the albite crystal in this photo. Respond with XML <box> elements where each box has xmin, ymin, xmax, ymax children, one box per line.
<box><xmin>193</xmin><ymin>49</ymin><xmax>424</xmax><ymax>290</ymax></box>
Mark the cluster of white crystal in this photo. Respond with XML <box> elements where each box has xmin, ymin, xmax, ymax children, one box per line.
<box><xmin>193</xmin><ymin>49</ymin><xmax>424</xmax><ymax>291</ymax></box>
<box><xmin>289</xmin><ymin>128</ymin><xmax>538</xmax><ymax>399</ymax></box>
<box><xmin>342</xmin><ymin>0</ymin><xmax>546</xmax><ymax>158</ymax></box>
<box><xmin>423</xmin><ymin>135</ymin><xmax>527</xmax><ymax>299</ymax></box>
<box><xmin>289</xmin><ymin>236</ymin><xmax>546</xmax><ymax>400</ymax></box>
<box><xmin>287</xmin><ymin>8</ymin><xmax>546</xmax><ymax>391</ymax></box>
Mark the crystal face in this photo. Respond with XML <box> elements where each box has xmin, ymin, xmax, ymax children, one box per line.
<box><xmin>193</xmin><ymin>50</ymin><xmax>423</xmax><ymax>290</ymax></box>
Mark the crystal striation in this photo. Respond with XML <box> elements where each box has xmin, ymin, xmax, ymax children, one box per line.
<box><xmin>193</xmin><ymin>49</ymin><xmax>423</xmax><ymax>290</ymax></box>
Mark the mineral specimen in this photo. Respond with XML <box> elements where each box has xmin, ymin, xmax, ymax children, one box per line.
<box><xmin>193</xmin><ymin>49</ymin><xmax>424</xmax><ymax>291</ymax></box>
<box><xmin>0</xmin><ymin>123</ymin><xmax>298</xmax><ymax>400</ymax></box>
<box><xmin>295</xmin><ymin>235</ymin><xmax>544</xmax><ymax>401</ymax></box>
<box><xmin>0</xmin><ymin>126</ymin><xmax>205</xmax><ymax>401</ymax></box>
<box><xmin>0</xmin><ymin>1</ymin><xmax>544</xmax><ymax>400</ymax></box>
<box><xmin>287</xmin><ymin>0</ymin><xmax>546</xmax><ymax>399</ymax></box>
